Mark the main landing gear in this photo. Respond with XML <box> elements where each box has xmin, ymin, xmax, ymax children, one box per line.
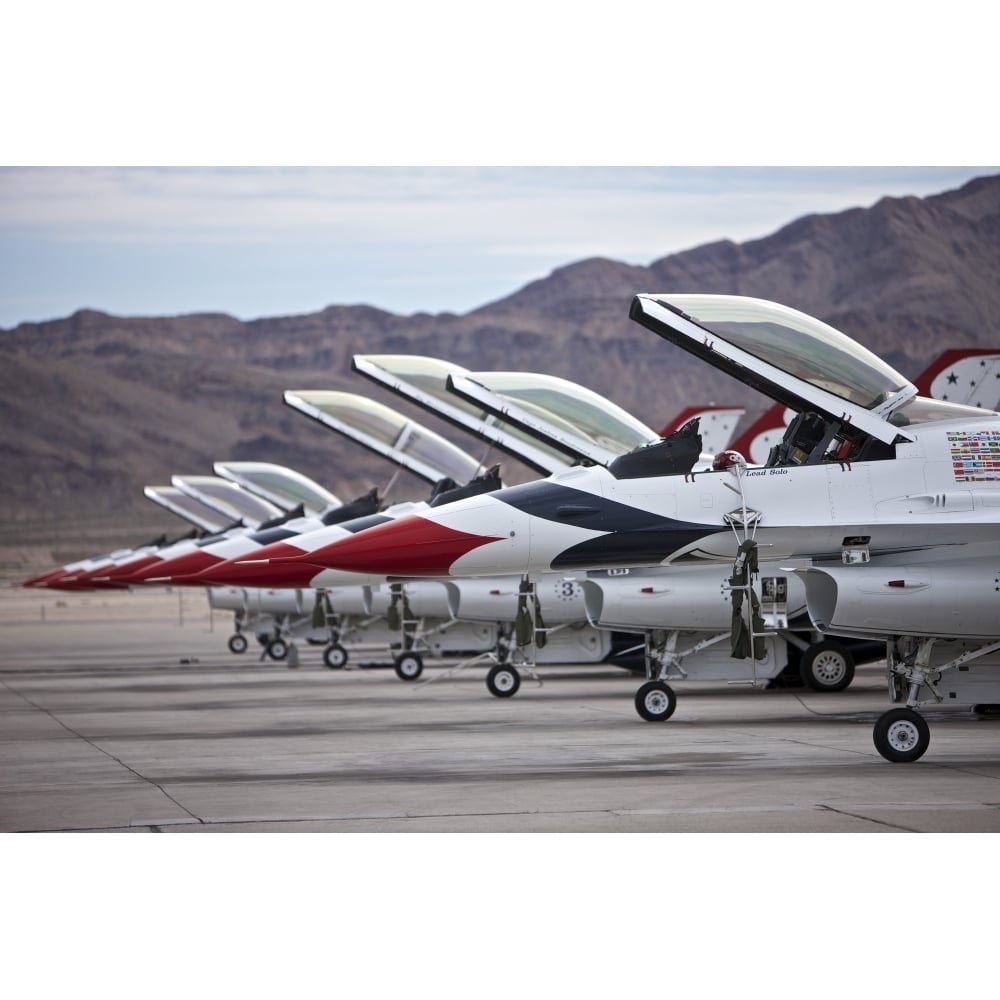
<box><xmin>872</xmin><ymin>634</ymin><xmax>1000</xmax><ymax>762</ymax></box>
<box><xmin>872</xmin><ymin>708</ymin><xmax>930</xmax><ymax>763</ymax></box>
<box><xmin>799</xmin><ymin>639</ymin><xmax>855</xmax><ymax>692</ymax></box>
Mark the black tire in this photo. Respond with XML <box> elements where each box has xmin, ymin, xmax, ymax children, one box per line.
<box><xmin>800</xmin><ymin>640</ymin><xmax>855</xmax><ymax>692</ymax></box>
<box><xmin>486</xmin><ymin>664</ymin><xmax>521</xmax><ymax>698</ymax></box>
<box><xmin>227</xmin><ymin>633</ymin><xmax>248</xmax><ymax>654</ymax></box>
<box><xmin>323</xmin><ymin>644</ymin><xmax>349</xmax><ymax>670</ymax></box>
<box><xmin>873</xmin><ymin>708</ymin><xmax>930</xmax><ymax>763</ymax></box>
<box><xmin>635</xmin><ymin>680</ymin><xmax>677</xmax><ymax>722</ymax></box>
<box><xmin>394</xmin><ymin>653</ymin><xmax>423</xmax><ymax>681</ymax></box>
<box><xmin>266</xmin><ymin>638</ymin><xmax>289</xmax><ymax>661</ymax></box>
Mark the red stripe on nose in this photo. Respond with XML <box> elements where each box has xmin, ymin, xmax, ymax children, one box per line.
<box><xmin>193</xmin><ymin>542</ymin><xmax>322</xmax><ymax>587</ymax></box>
<box><xmin>22</xmin><ymin>568</ymin><xmax>72</xmax><ymax>588</ymax></box>
<box><xmin>129</xmin><ymin>549</ymin><xmax>222</xmax><ymax>584</ymax></box>
<box><xmin>306</xmin><ymin>515</ymin><xmax>502</xmax><ymax>577</ymax></box>
<box><xmin>101</xmin><ymin>553</ymin><xmax>165</xmax><ymax>584</ymax></box>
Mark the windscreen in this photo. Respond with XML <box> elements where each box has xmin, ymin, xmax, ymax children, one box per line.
<box><xmin>466</xmin><ymin>371</ymin><xmax>657</xmax><ymax>454</ymax></box>
<box><xmin>288</xmin><ymin>390</ymin><xmax>482</xmax><ymax>484</ymax></box>
<box><xmin>215</xmin><ymin>462</ymin><xmax>339</xmax><ymax>513</ymax></box>
<box><xmin>662</xmin><ymin>295</ymin><xmax>910</xmax><ymax>409</ymax></box>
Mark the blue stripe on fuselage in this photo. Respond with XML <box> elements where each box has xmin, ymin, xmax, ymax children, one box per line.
<box><xmin>490</xmin><ymin>482</ymin><xmax>727</xmax><ymax>568</ymax></box>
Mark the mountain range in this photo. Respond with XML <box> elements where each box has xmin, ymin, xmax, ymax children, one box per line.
<box><xmin>3</xmin><ymin>172</ymin><xmax>999</xmax><ymax>578</ymax></box>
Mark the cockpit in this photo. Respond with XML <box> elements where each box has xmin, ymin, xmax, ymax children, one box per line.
<box><xmin>763</xmin><ymin>410</ymin><xmax>894</xmax><ymax>467</ymax></box>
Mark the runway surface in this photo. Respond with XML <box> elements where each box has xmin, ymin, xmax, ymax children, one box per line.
<box><xmin>3</xmin><ymin>585</ymin><xmax>1000</xmax><ymax>833</ymax></box>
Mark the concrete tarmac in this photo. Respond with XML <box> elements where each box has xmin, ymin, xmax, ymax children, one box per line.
<box><xmin>3</xmin><ymin>586</ymin><xmax>1000</xmax><ymax>833</ymax></box>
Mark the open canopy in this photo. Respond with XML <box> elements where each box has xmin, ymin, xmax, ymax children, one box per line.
<box><xmin>630</xmin><ymin>294</ymin><xmax>918</xmax><ymax>445</ymax></box>
<box><xmin>446</xmin><ymin>370</ymin><xmax>659</xmax><ymax>467</ymax></box>
<box><xmin>170</xmin><ymin>475</ymin><xmax>285</xmax><ymax>527</ymax></box>
<box><xmin>143</xmin><ymin>485</ymin><xmax>234</xmax><ymax>533</ymax></box>
<box><xmin>283</xmin><ymin>389</ymin><xmax>484</xmax><ymax>486</ymax></box>
<box><xmin>213</xmin><ymin>461</ymin><xmax>340</xmax><ymax>515</ymax></box>
<box><xmin>351</xmin><ymin>354</ymin><xmax>574</xmax><ymax>475</ymax></box>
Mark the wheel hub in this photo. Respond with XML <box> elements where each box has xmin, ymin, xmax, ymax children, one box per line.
<box><xmin>645</xmin><ymin>691</ymin><xmax>669</xmax><ymax>714</ymax></box>
<box><xmin>813</xmin><ymin>652</ymin><xmax>846</xmax><ymax>683</ymax></box>
<box><xmin>887</xmin><ymin>719</ymin><xmax>919</xmax><ymax>752</ymax></box>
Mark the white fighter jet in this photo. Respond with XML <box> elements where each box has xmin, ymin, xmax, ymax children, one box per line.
<box><xmin>446</xmin><ymin>352</ymin><xmax>1000</xmax><ymax>708</ymax></box>
<box><xmin>212</xmin><ymin>372</ymin><xmax>746</xmax><ymax>688</ymax></box>
<box><xmin>202</xmin><ymin>388</ymin><xmax>628</xmax><ymax>678</ymax></box>
<box><xmin>288</xmin><ymin>294</ymin><xmax>1000</xmax><ymax>763</ymax></box>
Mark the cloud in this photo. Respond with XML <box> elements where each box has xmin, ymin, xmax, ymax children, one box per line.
<box><xmin>1</xmin><ymin>166</ymin><xmax>996</xmax><ymax>326</ymax></box>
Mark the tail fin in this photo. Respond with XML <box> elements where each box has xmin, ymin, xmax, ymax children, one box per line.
<box><xmin>658</xmin><ymin>405</ymin><xmax>745</xmax><ymax>457</ymax></box>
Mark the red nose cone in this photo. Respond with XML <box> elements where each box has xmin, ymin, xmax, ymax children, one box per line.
<box><xmin>305</xmin><ymin>514</ymin><xmax>502</xmax><ymax>577</ymax></box>
<box><xmin>128</xmin><ymin>549</ymin><xmax>222</xmax><ymax>585</ymax></box>
<box><xmin>22</xmin><ymin>568</ymin><xmax>71</xmax><ymax>588</ymax></box>
<box><xmin>61</xmin><ymin>576</ymin><xmax>130</xmax><ymax>591</ymax></box>
<box><xmin>193</xmin><ymin>542</ymin><xmax>324</xmax><ymax>588</ymax></box>
<box><xmin>100</xmin><ymin>553</ymin><xmax>164</xmax><ymax>584</ymax></box>
<box><xmin>22</xmin><ymin>569</ymin><xmax>72</xmax><ymax>589</ymax></box>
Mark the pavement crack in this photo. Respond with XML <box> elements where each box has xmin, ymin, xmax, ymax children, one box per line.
<box><xmin>818</xmin><ymin>804</ymin><xmax>917</xmax><ymax>832</ymax></box>
<box><xmin>0</xmin><ymin>678</ymin><xmax>204</xmax><ymax>825</ymax></box>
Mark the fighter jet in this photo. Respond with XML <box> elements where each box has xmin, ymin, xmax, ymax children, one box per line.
<box><xmin>199</xmin><ymin>389</ymin><xmax>620</xmax><ymax>678</ymax></box>
<box><xmin>212</xmin><ymin>375</ymin><xmax>748</xmax><ymax>687</ymax></box>
<box><xmin>287</xmin><ymin>294</ymin><xmax>1000</xmax><ymax>762</ymax></box>
<box><xmin>21</xmin><ymin>481</ymin><xmax>242</xmax><ymax>591</ymax></box>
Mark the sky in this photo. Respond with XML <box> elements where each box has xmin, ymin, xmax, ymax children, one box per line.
<box><xmin>4</xmin><ymin>4</ymin><xmax>998</xmax><ymax>330</ymax></box>
<box><xmin>1</xmin><ymin>165</ymin><xmax>996</xmax><ymax>329</ymax></box>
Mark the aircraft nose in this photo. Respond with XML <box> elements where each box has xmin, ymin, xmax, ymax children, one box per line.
<box><xmin>22</xmin><ymin>569</ymin><xmax>75</xmax><ymax>588</ymax></box>
<box><xmin>132</xmin><ymin>549</ymin><xmax>221</xmax><ymax>585</ymax></box>
<box><xmin>193</xmin><ymin>543</ymin><xmax>325</xmax><ymax>588</ymax></box>
<box><xmin>21</xmin><ymin>568</ymin><xmax>68</xmax><ymax>588</ymax></box>
<box><xmin>98</xmin><ymin>554</ymin><xmax>164</xmax><ymax>585</ymax></box>
<box><xmin>303</xmin><ymin>513</ymin><xmax>504</xmax><ymax>577</ymax></box>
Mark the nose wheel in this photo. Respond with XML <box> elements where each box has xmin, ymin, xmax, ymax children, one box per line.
<box><xmin>323</xmin><ymin>644</ymin><xmax>348</xmax><ymax>669</ymax></box>
<box><xmin>486</xmin><ymin>664</ymin><xmax>521</xmax><ymax>698</ymax></box>
<box><xmin>635</xmin><ymin>680</ymin><xmax>677</xmax><ymax>722</ymax></box>
<box><xmin>394</xmin><ymin>652</ymin><xmax>424</xmax><ymax>681</ymax></box>
<box><xmin>266</xmin><ymin>637</ymin><xmax>289</xmax><ymax>661</ymax></box>
<box><xmin>873</xmin><ymin>708</ymin><xmax>930</xmax><ymax>762</ymax></box>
